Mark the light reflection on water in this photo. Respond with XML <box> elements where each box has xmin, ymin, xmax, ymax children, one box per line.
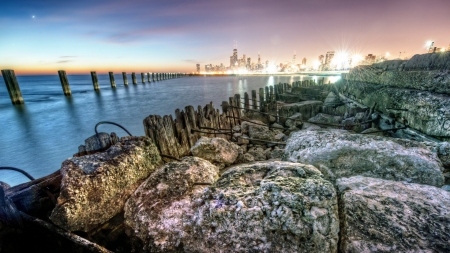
<box><xmin>0</xmin><ymin>74</ymin><xmax>339</xmax><ymax>186</ymax></box>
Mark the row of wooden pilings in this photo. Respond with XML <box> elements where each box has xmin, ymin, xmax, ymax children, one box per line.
<box><xmin>144</xmin><ymin>78</ymin><xmax>323</xmax><ymax>161</ymax></box>
<box><xmin>1</xmin><ymin>69</ymin><xmax>187</xmax><ymax>104</ymax></box>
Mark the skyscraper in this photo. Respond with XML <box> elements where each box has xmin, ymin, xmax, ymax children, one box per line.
<box><xmin>302</xmin><ymin>58</ymin><xmax>307</xmax><ymax>65</ymax></box>
<box><xmin>196</xmin><ymin>64</ymin><xmax>200</xmax><ymax>73</ymax></box>
<box><xmin>325</xmin><ymin>51</ymin><xmax>335</xmax><ymax>65</ymax></box>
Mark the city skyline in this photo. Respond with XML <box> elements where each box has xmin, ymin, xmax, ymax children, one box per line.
<box><xmin>1</xmin><ymin>0</ymin><xmax>450</xmax><ymax>75</ymax></box>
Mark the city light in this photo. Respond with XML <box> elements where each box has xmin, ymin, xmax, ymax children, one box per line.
<box><xmin>312</xmin><ymin>60</ymin><xmax>321</xmax><ymax>70</ymax></box>
<box><xmin>440</xmin><ymin>48</ymin><xmax>446</xmax><ymax>52</ymax></box>
<box><xmin>351</xmin><ymin>54</ymin><xmax>363</xmax><ymax>67</ymax></box>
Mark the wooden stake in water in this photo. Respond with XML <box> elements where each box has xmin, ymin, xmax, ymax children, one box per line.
<box><xmin>58</xmin><ymin>70</ymin><xmax>72</xmax><ymax>96</ymax></box>
<box><xmin>109</xmin><ymin>72</ymin><xmax>116</xmax><ymax>88</ymax></box>
<box><xmin>259</xmin><ymin>88</ymin><xmax>264</xmax><ymax>112</ymax></box>
<box><xmin>252</xmin><ymin>90</ymin><xmax>257</xmax><ymax>110</ymax></box>
<box><xmin>147</xmin><ymin>72</ymin><xmax>151</xmax><ymax>82</ymax></box>
<box><xmin>244</xmin><ymin>92</ymin><xmax>249</xmax><ymax>111</ymax></box>
<box><xmin>141</xmin><ymin>73</ymin><xmax>145</xmax><ymax>83</ymax></box>
<box><xmin>2</xmin><ymin>69</ymin><xmax>24</xmax><ymax>104</ymax></box>
<box><xmin>91</xmin><ymin>71</ymin><xmax>100</xmax><ymax>91</ymax></box>
<box><xmin>131</xmin><ymin>72</ymin><xmax>137</xmax><ymax>84</ymax></box>
<box><xmin>122</xmin><ymin>72</ymin><xmax>128</xmax><ymax>86</ymax></box>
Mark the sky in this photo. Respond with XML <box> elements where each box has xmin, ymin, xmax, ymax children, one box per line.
<box><xmin>1</xmin><ymin>0</ymin><xmax>449</xmax><ymax>75</ymax></box>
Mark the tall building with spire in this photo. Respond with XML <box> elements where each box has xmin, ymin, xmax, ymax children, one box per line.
<box><xmin>230</xmin><ymin>41</ymin><xmax>238</xmax><ymax>69</ymax></box>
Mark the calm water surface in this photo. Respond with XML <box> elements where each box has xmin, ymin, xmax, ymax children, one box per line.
<box><xmin>0</xmin><ymin>74</ymin><xmax>339</xmax><ymax>186</ymax></box>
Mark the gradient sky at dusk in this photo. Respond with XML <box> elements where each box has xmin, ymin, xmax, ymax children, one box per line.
<box><xmin>1</xmin><ymin>0</ymin><xmax>449</xmax><ymax>74</ymax></box>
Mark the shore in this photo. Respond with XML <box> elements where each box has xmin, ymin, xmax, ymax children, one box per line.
<box><xmin>1</xmin><ymin>52</ymin><xmax>449</xmax><ymax>252</ymax></box>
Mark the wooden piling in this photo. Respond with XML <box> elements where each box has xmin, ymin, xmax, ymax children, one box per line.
<box><xmin>269</xmin><ymin>86</ymin><xmax>274</xmax><ymax>101</ymax></box>
<box><xmin>265</xmin><ymin>86</ymin><xmax>269</xmax><ymax>102</ymax></box>
<box><xmin>58</xmin><ymin>70</ymin><xmax>71</xmax><ymax>96</ymax></box>
<box><xmin>132</xmin><ymin>72</ymin><xmax>137</xmax><ymax>84</ymax></box>
<box><xmin>244</xmin><ymin>92</ymin><xmax>249</xmax><ymax>111</ymax></box>
<box><xmin>109</xmin><ymin>72</ymin><xmax>116</xmax><ymax>88</ymax></box>
<box><xmin>252</xmin><ymin>90</ymin><xmax>257</xmax><ymax>110</ymax></box>
<box><xmin>147</xmin><ymin>72</ymin><xmax>151</xmax><ymax>82</ymax></box>
<box><xmin>90</xmin><ymin>71</ymin><xmax>99</xmax><ymax>91</ymax></box>
<box><xmin>122</xmin><ymin>72</ymin><xmax>128</xmax><ymax>85</ymax></box>
<box><xmin>141</xmin><ymin>73</ymin><xmax>145</xmax><ymax>83</ymax></box>
<box><xmin>2</xmin><ymin>69</ymin><xmax>24</xmax><ymax>104</ymax></box>
<box><xmin>259</xmin><ymin>88</ymin><xmax>264</xmax><ymax>112</ymax></box>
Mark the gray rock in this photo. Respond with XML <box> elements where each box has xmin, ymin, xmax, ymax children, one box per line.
<box><xmin>270</xmin><ymin>148</ymin><xmax>285</xmax><ymax>160</ymax></box>
<box><xmin>248</xmin><ymin>124</ymin><xmax>283</xmax><ymax>143</ymax></box>
<box><xmin>279</xmin><ymin>101</ymin><xmax>323</xmax><ymax>124</ymax></box>
<box><xmin>442</xmin><ymin>185</ymin><xmax>450</xmax><ymax>192</ymax></box>
<box><xmin>247</xmin><ymin>146</ymin><xmax>267</xmax><ymax>161</ymax></box>
<box><xmin>84</xmin><ymin>132</ymin><xmax>112</xmax><ymax>152</ymax></box>
<box><xmin>191</xmin><ymin>137</ymin><xmax>241</xmax><ymax>165</ymax></box>
<box><xmin>236</xmin><ymin>152</ymin><xmax>255</xmax><ymax>163</ymax></box>
<box><xmin>323</xmin><ymin>92</ymin><xmax>343</xmax><ymax>107</ymax></box>
<box><xmin>50</xmin><ymin>136</ymin><xmax>163</xmax><ymax>232</ymax></box>
<box><xmin>241</xmin><ymin>120</ymin><xmax>265</xmax><ymax>135</ymax></box>
<box><xmin>308</xmin><ymin>113</ymin><xmax>343</xmax><ymax>125</ymax></box>
<box><xmin>337</xmin><ymin>176</ymin><xmax>450</xmax><ymax>253</ymax></box>
<box><xmin>274</xmin><ymin>133</ymin><xmax>285</xmax><ymax>141</ymax></box>
<box><xmin>301</xmin><ymin>122</ymin><xmax>321</xmax><ymax>130</ymax></box>
<box><xmin>284</xmin><ymin>130</ymin><xmax>445</xmax><ymax>187</ymax></box>
<box><xmin>271</xmin><ymin>123</ymin><xmax>284</xmax><ymax>130</ymax></box>
<box><xmin>126</xmin><ymin>161</ymin><xmax>339</xmax><ymax>253</ymax></box>
<box><xmin>124</xmin><ymin>156</ymin><xmax>220</xmax><ymax>252</ymax></box>
<box><xmin>285</xmin><ymin>113</ymin><xmax>303</xmax><ymax>128</ymax></box>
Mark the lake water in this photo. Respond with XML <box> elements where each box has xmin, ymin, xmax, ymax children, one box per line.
<box><xmin>0</xmin><ymin>74</ymin><xmax>340</xmax><ymax>186</ymax></box>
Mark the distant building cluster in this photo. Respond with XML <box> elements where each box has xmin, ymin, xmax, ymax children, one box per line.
<box><xmin>195</xmin><ymin>41</ymin><xmax>450</xmax><ymax>74</ymax></box>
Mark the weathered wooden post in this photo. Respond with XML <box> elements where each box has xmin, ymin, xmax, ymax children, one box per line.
<box><xmin>141</xmin><ymin>73</ymin><xmax>145</xmax><ymax>83</ymax></box>
<box><xmin>147</xmin><ymin>72</ymin><xmax>151</xmax><ymax>82</ymax></box>
<box><xmin>259</xmin><ymin>87</ymin><xmax>264</xmax><ymax>112</ymax></box>
<box><xmin>132</xmin><ymin>72</ymin><xmax>137</xmax><ymax>84</ymax></box>
<box><xmin>122</xmin><ymin>72</ymin><xmax>128</xmax><ymax>85</ymax></box>
<box><xmin>265</xmin><ymin>86</ymin><xmax>269</xmax><ymax>102</ymax></box>
<box><xmin>91</xmin><ymin>71</ymin><xmax>100</xmax><ymax>91</ymax></box>
<box><xmin>244</xmin><ymin>92</ymin><xmax>249</xmax><ymax>111</ymax></box>
<box><xmin>2</xmin><ymin>69</ymin><xmax>24</xmax><ymax>104</ymax></box>
<box><xmin>269</xmin><ymin>86</ymin><xmax>274</xmax><ymax>102</ymax></box>
<box><xmin>109</xmin><ymin>72</ymin><xmax>116</xmax><ymax>88</ymax></box>
<box><xmin>58</xmin><ymin>70</ymin><xmax>71</xmax><ymax>96</ymax></box>
<box><xmin>252</xmin><ymin>90</ymin><xmax>257</xmax><ymax>110</ymax></box>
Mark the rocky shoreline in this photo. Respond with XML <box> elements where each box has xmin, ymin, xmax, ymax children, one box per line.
<box><xmin>1</xmin><ymin>53</ymin><xmax>449</xmax><ymax>252</ymax></box>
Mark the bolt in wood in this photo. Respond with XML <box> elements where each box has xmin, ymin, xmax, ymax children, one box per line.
<box><xmin>1</xmin><ymin>69</ymin><xmax>24</xmax><ymax>104</ymax></box>
<box><xmin>58</xmin><ymin>70</ymin><xmax>72</xmax><ymax>96</ymax></box>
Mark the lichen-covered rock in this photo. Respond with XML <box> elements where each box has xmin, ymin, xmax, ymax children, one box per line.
<box><xmin>279</xmin><ymin>101</ymin><xmax>323</xmax><ymax>124</ymax></box>
<box><xmin>124</xmin><ymin>156</ymin><xmax>219</xmax><ymax>252</ymax></box>
<box><xmin>247</xmin><ymin>146</ymin><xmax>267</xmax><ymax>161</ymax></box>
<box><xmin>190</xmin><ymin>137</ymin><xmax>240</xmax><ymax>165</ymax></box>
<box><xmin>308</xmin><ymin>113</ymin><xmax>343</xmax><ymax>126</ymax></box>
<box><xmin>284</xmin><ymin>130</ymin><xmax>444</xmax><ymax>187</ymax></box>
<box><xmin>248</xmin><ymin>124</ymin><xmax>283</xmax><ymax>142</ymax></box>
<box><xmin>285</xmin><ymin>113</ymin><xmax>303</xmax><ymax>128</ymax></box>
<box><xmin>50</xmin><ymin>136</ymin><xmax>163</xmax><ymax>232</ymax></box>
<box><xmin>337</xmin><ymin>176</ymin><xmax>450</xmax><ymax>253</ymax></box>
<box><xmin>125</xmin><ymin>161</ymin><xmax>339</xmax><ymax>253</ymax></box>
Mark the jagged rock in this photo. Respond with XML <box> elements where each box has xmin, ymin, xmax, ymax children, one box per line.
<box><xmin>285</xmin><ymin>113</ymin><xmax>303</xmax><ymax>128</ymax></box>
<box><xmin>284</xmin><ymin>130</ymin><xmax>444</xmax><ymax>187</ymax></box>
<box><xmin>190</xmin><ymin>137</ymin><xmax>240</xmax><ymax>166</ymax></box>
<box><xmin>247</xmin><ymin>146</ymin><xmax>267</xmax><ymax>161</ymax></box>
<box><xmin>274</xmin><ymin>133</ymin><xmax>285</xmax><ymax>141</ymax></box>
<box><xmin>442</xmin><ymin>185</ymin><xmax>450</xmax><ymax>192</ymax></box>
<box><xmin>241</xmin><ymin>120</ymin><xmax>265</xmax><ymax>134</ymax></box>
<box><xmin>236</xmin><ymin>152</ymin><xmax>255</xmax><ymax>163</ymax></box>
<box><xmin>279</xmin><ymin>101</ymin><xmax>323</xmax><ymax>124</ymax></box>
<box><xmin>270</xmin><ymin>147</ymin><xmax>284</xmax><ymax>160</ymax></box>
<box><xmin>360</xmin><ymin>127</ymin><xmax>384</xmax><ymax>136</ymax></box>
<box><xmin>126</xmin><ymin>161</ymin><xmax>339</xmax><ymax>253</ymax></box>
<box><xmin>124</xmin><ymin>156</ymin><xmax>219</xmax><ymax>253</ymax></box>
<box><xmin>233</xmin><ymin>125</ymin><xmax>241</xmax><ymax>133</ymax></box>
<box><xmin>323</xmin><ymin>92</ymin><xmax>343</xmax><ymax>107</ymax></box>
<box><xmin>301</xmin><ymin>122</ymin><xmax>321</xmax><ymax>130</ymax></box>
<box><xmin>50</xmin><ymin>136</ymin><xmax>163</xmax><ymax>232</ymax></box>
<box><xmin>337</xmin><ymin>176</ymin><xmax>450</xmax><ymax>253</ymax></box>
<box><xmin>308</xmin><ymin>113</ymin><xmax>343</xmax><ymax>126</ymax></box>
<box><xmin>248</xmin><ymin>124</ymin><xmax>283</xmax><ymax>143</ymax></box>
<box><xmin>271</xmin><ymin>123</ymin><xmax>284</xmax><ymax>130</ymax></box>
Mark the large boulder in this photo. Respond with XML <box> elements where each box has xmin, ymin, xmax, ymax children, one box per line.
<box><xmin>279</xmin><ymin>101</ymin><xmax>323</xmax><ymax>124</ymax></box>
<box><xmin>337</xmin><ymin>176</ymin><xmax>450</xmax><ymax>253</ymax></box>
<box><xmin>124</xmin><ymin>156</ymin><xmax>220</xmax><ymax>252</ymax></box>
<box><xmin>125</xmin><ymin>161</ymin><xmax>339</xmax><ymax>253</ymax></box>
<box><xmin>284</xmin><ymin>130</ymin><xmax>445</xmax><ymax>187</ymax></box>
<box><xmin>50</xmin><ymin>136</ymin><xmax>163</xmax><ymax>232</ymax></box>
<box><xmin>190</xmin><ymin>137</ymin><xmax>240</xmax><ymax>166</ymax></box>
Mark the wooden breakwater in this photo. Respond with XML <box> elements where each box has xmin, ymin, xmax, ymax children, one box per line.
<box><xmin>143</xmin><ymin>78</ymin><xmax>327</xmax><ymax>162</ymax></box>
<box><xmin>1</xmin><ymin>70</ymin><xmax>187</xmax><ymax>104</ymax></box>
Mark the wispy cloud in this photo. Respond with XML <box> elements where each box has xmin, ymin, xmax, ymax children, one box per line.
<box><xmin>57</xmin><ymin>60</ymin><xmax>72</xmax><ymax>63</ymax></box>
<box><xmin>60</xmin><ymin>56</ymin><xmax>77</xmax><ymax>58</ymax></box>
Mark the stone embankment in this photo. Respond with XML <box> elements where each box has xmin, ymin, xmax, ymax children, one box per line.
<box><xmin>1</xmin><ymin>52</ymin><xmax>450</xmax><ymax>252</ymax></box>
